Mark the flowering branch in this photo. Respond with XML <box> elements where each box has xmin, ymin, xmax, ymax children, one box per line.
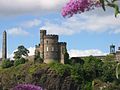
<box><xmin>62</xmin><ymin>0</ymin><xmax>120</xmax><ymax>17</ymax></box>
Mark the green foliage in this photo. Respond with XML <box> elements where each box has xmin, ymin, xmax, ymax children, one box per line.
<box><xmin>0</xmin><ymin>55</ymin><xmax>120</xmax><ymax>89</ymax></box>
<box><xmin>100</xmin><ymin>0</ymin><xmax>120</xmax><ymax>17</ymax></box>
<box><xmin>34</xmin><ymin>51</ymin><xmax>43</xmax><ymax>63</ymax></box>
<box><xmin>71</xmin><ymin>64</ymin><xmax>84</xmax><ymax>84</ymax></box>
<box><xmin>101</xmin><ymin>61</ymin><xmax>117</xmax><ymax>82</ymax></box>
<box><xmin>14</xmin><ymin>45</ymin><xmax>29</xmax><ymax>59</ymax></box>
<box><xmin>83</xmin><ymin>56</ymin><xmax>103</xmax><ymax>81</ymax></box>
<box><xmin>105</xmin><ymin>54</ymin><xmax>115</xmax><ymax>61</ymax></box>
<box><xmin>1</xmin><ymin>59</ymin><xmax>14</xmax><ymax>68</ymax></box>
<box><xmin>49</xmin><ymin>62</ymin><xmax>71</xmax><ymax>76</ymax></box>
<box><xmin>14</xmin><ymin>58</ymin><xmax>26</xmax><ymax>66</ymax></box>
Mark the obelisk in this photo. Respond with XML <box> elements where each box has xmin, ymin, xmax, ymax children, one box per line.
<box><xmin>2</xmin><ymin>31</ymin><xmax>7</xmax><ymax>60</ymax></box>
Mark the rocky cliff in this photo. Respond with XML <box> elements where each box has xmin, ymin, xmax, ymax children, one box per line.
<box><xmin>0</xmin><ymin>62</ymin><xmax>81</xmax><ymax>90</ymax></box>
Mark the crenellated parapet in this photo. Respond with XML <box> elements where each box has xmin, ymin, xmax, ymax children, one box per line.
<box><xmin>44</xmin><ymin>34</ymin><xmax>58</xmax><ymax>40</ymax></box>
<box><xmin>58</xmin><ymin>42</ymin><xmax>67</xmax><ymax>46</ymax></box>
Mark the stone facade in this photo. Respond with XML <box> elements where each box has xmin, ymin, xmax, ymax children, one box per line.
<box><xmin>35</xmin><ymin>30</ymin><xmax>67</xmax><ymax>64</ymax></box>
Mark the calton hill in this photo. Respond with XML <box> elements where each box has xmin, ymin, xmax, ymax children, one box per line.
<box><xmin>0</xmin><ymin>30</ymin><xmax>120</xmax><ymax>90</ymax></box>
<box><xmin>0</xmin><ymin>0</ymin><xmax>120</xmax><ymax>90</ymax></box>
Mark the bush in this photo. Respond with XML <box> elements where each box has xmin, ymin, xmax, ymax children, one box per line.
<box><xmin>1</xmin><ymin>59</ymin><xmax>14</xmax><ymax>68</ymax></box>
<box><xmin>14</xmin><ymin>58</ymin><xmax>26</xmax><ymax>66</ymax></box>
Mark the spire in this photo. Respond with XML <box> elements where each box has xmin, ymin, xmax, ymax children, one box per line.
<box><xmin>2</xmin><ymin>31</ymin><xmax>7</xmax><ymax>59</ymax></box>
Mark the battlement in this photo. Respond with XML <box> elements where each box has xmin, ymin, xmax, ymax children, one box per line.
<box><xmin>35</xmin><ymin>44</ymin><xmax>40</xmax><ymax>48</ymax></box>
<box><xmin>40</xmin><ymin>30</ymin><xmax>46</xmax><ymax>33</ymax></box>
<box><xmin>44</xmin><ymin>34</ymin><xmax>58</xmax><ymax>39</ymax></box>
<box><xmin>58</xmin><ymin>42</ymin><xmax>66</xmax><ymax>46</ymax></box>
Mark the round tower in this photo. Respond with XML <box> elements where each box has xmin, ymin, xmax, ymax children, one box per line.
<box><xmin>44</xmin><ymin>35</ymin><xmax>59</xmax><ymax>63</ymax></box>
<box><xmin>40</xmin><ymin>30</ymin><xmax>46</xmax><ymax>59</ymax></box>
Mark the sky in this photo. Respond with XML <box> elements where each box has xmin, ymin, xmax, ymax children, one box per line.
<box><xmin>0</xmin><ymin>0</ymin><xmax>120</xmax><ymax>59</ymax></box>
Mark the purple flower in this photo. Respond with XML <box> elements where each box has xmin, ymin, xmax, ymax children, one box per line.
<box><xmin>62</xmin><ymin>0</ymin><xmax>101</xmax><ymax>17</ymax></box>
<box><xmin>12</xmin><ymin>84</ymin><xmax>43</xmax><ymax>90</ymax></box>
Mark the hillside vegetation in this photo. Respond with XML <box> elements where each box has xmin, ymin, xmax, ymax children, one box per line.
<box><xmin>0</xmin><ymin>55</ymin><xmax>120</xmax><ymax>90</ymax></box>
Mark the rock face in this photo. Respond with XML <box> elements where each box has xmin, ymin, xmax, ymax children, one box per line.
<box><xmin>0</xmin><ymin>63</ymin><xmax>80</xmax><ymax>90</ymax></box>
<box><xmin>32</xmin><ymin>67</ymin><xmax>80</xmax><ymax>90</ymax></box>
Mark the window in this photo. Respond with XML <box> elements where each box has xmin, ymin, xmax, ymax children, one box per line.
<box><xmin>47</xmin><ymin>47</ymin><xmax>49</xmax><ymax>51</ymax></box>
<box><xmin>47</xmin><ymin>41</ymin><xmax>48</xmax><ymax>44</ymax></box>
<box><xmin>52</xmin><ymin>47</ymin><xmax>54</xmax><ymax>51</ymax></box>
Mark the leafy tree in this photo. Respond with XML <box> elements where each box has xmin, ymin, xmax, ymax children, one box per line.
<box><xmin>14</xmin><ymin>45</ymin><xmax>29</xmax><ymax>59</ymax></box>
<box><xmin>14</xmin><ymin>58</ymin><xmax>26</xmax><ymax>66</ymax></box>
<box><xmin>101</xmin><ymin>61</ymin><xmax>117</xmax><ymax>82</ymax></box>
<box><xmin>1</xmin><ymin>59</ymin><xmax>14</xmax><ymax>68</ymax></box>
<box><xmin>71</xmin><ymin>63</ymin><xmax>84</xmax><ymax>84</ymax></box>
<box><xmin>62</xmin><ymin>0</ymin><xmax>120</xmax><ymax>17</ymax></box>
<box><xmin>83</xmin><ymin>56</ymin><xmax>103</xmax><ymax>81</ymax></box>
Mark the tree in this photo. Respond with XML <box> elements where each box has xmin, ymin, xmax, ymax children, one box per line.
<box><xmin>62</xmin><ymin>0</ymin><xmax>120</xmax><ymax>17</ymax></box>
<box><xmin>14</xmin><ymin>45</ymin><xmax>29</xmax><ymax>59</ymax></box>
<box><xmin>83</xmin><ymin>56</ymin><xmax>103</xmax><ymax>81</ymax></box>
<box><xmin>14</xmin><ymin>58</ymin><xmax>26</xmax><ymax>66</ymax></box>
<box><xmin>101</xmin><ymin>61</ymin><xmax>117</xmax><ymax>82</ymax></box>
<box><xmin>1</xmin><ymin>59</ymin><xmax>14</xmax><ymax>68</ymax></box>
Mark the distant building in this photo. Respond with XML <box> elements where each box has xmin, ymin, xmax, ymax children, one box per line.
<box><xmin>35</xmin><ymin>30</ymin><xmax>67</xmax><ymax>64</ymax></box>
<box><xmin>71</xmin><ymin>44</ymin><xmax>120</xmax><ymax>62</ymax></box>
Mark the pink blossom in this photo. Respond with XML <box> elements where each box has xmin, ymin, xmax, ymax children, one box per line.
<box><xmin>62</xmin><ymin>0</ymin><xmax>101</xmax><ymax>17</ymax></box>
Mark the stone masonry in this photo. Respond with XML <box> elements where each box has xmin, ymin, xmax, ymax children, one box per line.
<box><xmin>2</xmin><ymin>31</ymin><xmax>7</xmax><ymax>60</ymax></box>
<box><xmin>35</xmin><ymin>30</ymin><xmax>67</xmax><ymax>64</ymax></box>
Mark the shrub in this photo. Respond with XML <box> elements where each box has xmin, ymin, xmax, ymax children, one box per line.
<box><xmin>14</xmin><ymin>58</ymin><xmax>26</xmax><ymax>66</ymax></box>
<box><xmin>1</xmin><ymin>59</ymin><xmax>14</xmax><ymax>68</ymax></box>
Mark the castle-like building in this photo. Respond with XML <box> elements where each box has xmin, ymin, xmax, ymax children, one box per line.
<box><xmin>35</xmin><ymin>30</ymin><xmax>67</xmax><ymax>64</ymax></box>
<box><xmin>1</xmin><ymin>30</ymin><xmax>120</xmax><ymax>64</ymax></box>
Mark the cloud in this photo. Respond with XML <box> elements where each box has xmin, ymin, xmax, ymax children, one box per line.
<box><xmin>22</xmin><ymin>19</ymin><xmax>41</xmax><ymax>28</ymax></box>
<box><xmin>41</xmin><ymin>13</ymin><xmax>120</xmax><ymax>35</ymax></box>
<box><xmin>28</xmin><ymin>47</ymin><xmax>35</xmax><ymax>56</ymax></box>
<box><xmin>68</xmin><ymin>49</ymin><xmax>107</xmax><ymax>57</ymax></box>
<box><xmin>7</xmin><ymin>27</ymin><xmax>29</xmax><ymax>36</ymax></box>
<box><xmin>0</xmin><ymin>0</ymin><xmax>68</xmax><ymax>16</ymax></box>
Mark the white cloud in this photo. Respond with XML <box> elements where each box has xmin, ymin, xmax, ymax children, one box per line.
<box><xmin>41</xmin><ymin>13</ymin><xmax>120</xmax><ymax>35</ymax></box>
<box><xmin>0</xmin><ymin>0</ymin><xmax>68</xmax><ymax>16</ymax></box>
<box><xmin>28</xmin><ymin>47</ymin><xmax>35</xmax><ymax>56</ymax></box>
<box><xmin>22</xmin><ymin>19</ymin><xmax>41</xmax><ymax>28</ymax></box>
<box><xmin>7</xmin><ymin>27</ymin><xmax>29</xmax><ymax>36</ymax></box>
<box><xmin>68</xmin><ymin>49</ymin><xmax>107</xmax><ymax>57</ymax></box>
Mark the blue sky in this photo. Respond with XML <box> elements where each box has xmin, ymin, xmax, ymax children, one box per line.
<box><xmin>0</xmin><ymin>0</ymin><xmax>120</xmax><ymax>58</ymax></box>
